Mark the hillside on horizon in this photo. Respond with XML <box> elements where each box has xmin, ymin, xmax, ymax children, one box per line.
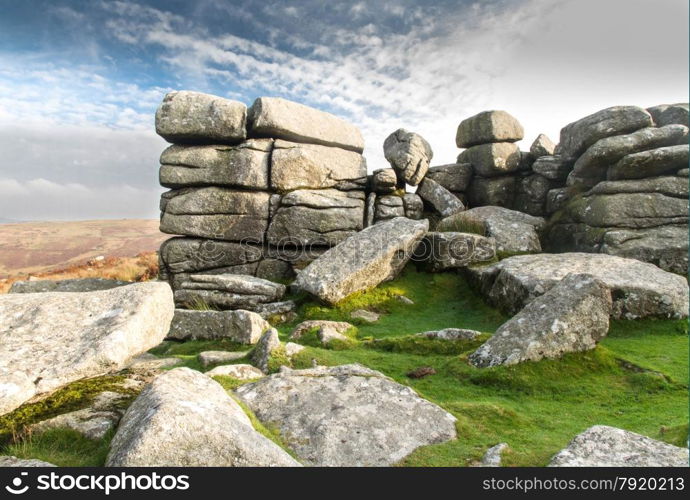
<box><xmin>0</xmin><ymin>218</ymin><xmax>168</xmax><ymax>278</ymax></box>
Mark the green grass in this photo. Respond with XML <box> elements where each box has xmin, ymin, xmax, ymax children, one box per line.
<box><xmin>2</xmin><ymin>429</ymin><xmax>113</xmax><ymax>467</ymax></box>
<box><xmin>4</xmin><ymin>266</ymin><xmax>686</xmax><ymax>467</ymax></box>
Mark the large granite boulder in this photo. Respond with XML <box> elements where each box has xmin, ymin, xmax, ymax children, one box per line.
<box><xmin>416</xmin><ymin>178</ymin><xmax>465</xmax><ymax>217</ymax></box>
<box><xmin>267</xmin><ymin>189</ymin><xmax>364</xmax><ymax>246</ymax></box>
<box><xmin>374</xmin><ymin>195</ymin><xmax>405</xmax><ymax>222</ymax></box>
<box><xmin>513</xmin><ymin>174</ymin><xmax>553</xmax><ymax>216</ymax></box>
<box><xmin>106</xmin><ymin>368</ymin><xmax>299</xmax><ymax>466</ymax></box>
<box><xmin>425</xmin><ymin>163</ymin><xmax>473</xmax><ymax>192</ymax></box>
<box><xmin>466</xmin><ymin>175</ymin><xmax>517</xmax><ymax>207</ymax></box>
<box><xmin>9</xmin><ymin>278</ymin><xmax>128</xmax><ymax>294</ymax></box>
<box><xmin>403</xmin><ymin>193</ymin><xmax>424</xmax><ymax>220</ymax></box>
<box><xmin>600</xmin><ymin>225</ymin><xmax>688</xmax><ymax>275</ymax></box>
<box><xmin>174</xmin><ymin>274</ymin><xmax>285</xmax><ymax>310</ymax></box>
<box><xmin>159</xmin><ymin>140</ymin><xmax>271</xmax><ymax>190</ymax></box>
<box><xmin>0</xmin><ymin>282</ymin><xmax>174</xmax><ymax>415</ymax></box>
<box><xmin>155</xmin><ymin>91</ymin><xmax>247</xmax><ymax>144</ymax></box>
<box><xmin>419</xmin><ymin>232</ymin><xmax>496</xmax><ymax>271</ymax></box>
<box><xmin>248</xmin><ymin>97</ymin><xmax>364</xmax><ymax>153</ymax></box>
<box><xmin>529</xmin><ymin>134</ymin><xmax>556</xmax><ymax>157</ymax></box>
<box><xmin>160</xmin><ymin>187</ymin><xmax>270</xmax><ymax>242</ymax></box>
<box><xmin>270</xmin><ymin>140</ymin><xmax>367</xmax><ymax>191</ymax></box>
<box><xmin>465</xmin><ymin>253</ymin><xmax>689</xmax><ymax>319</ymax></box>
<box><xmin>564</xmin><ymin>192</ymin><xmax>687</xmax><ymax>229</ymax></box>
<box><xmin>167</xmin><ymin>309</ymin><xmax>270</xmax><ymax>343</ymax></box>
<box><xmin>558</xmin><ymin>106</ymin><xmax>653</xmax><ymax>161</ymax></box>
<box><xmin>548</xmin><ymin>425</ymin><xmax>689</xmax><ymax>467</ymax></box>
<box><xmin>383</xmin><ymin>129</ymin><xmax>433</xmax><ymax>186</ymax></box>
<box><xmin>567</xmin><ymin>125</ymin><xmax>688</xmax><ymax>188</ymax></box>
<box><xmin>370</xmin><ymin>168</ymin><xmax>399</xmax><ymax>194</ymax></box>
<box><xmin>531</xmin><ymin>155</ymin><xmax>572</xmax><ymax>181</ymax></box>
<box><xmin>651</xmin><ymin>103</ymin><xmax>689</xmax><ymax>127</ymax></box>
<box><xmin>469</xmin><ymin>274</ymin><xmax>611</xmax><ymax>367</ymax></box>
<box><xmin>293</xmin><ymin>217</ymin><xmax>429</xmax><ymax>304</ymax></box>
<box><xmin>607</xmin><ymin>144</ymin><xmax>689</xmax><ymax>180</ymax></box>
<box><xmin>456</xmin><ymin>110</ymin><xmax>524</xmax><ymax>148</ymax></box>
<box><xmin>437</xmin><ymin>206</ymin><xmax>545</xmax><ymax>255</ymax></box>
<box><xmin>235</xmin><ymin>364</ymin><xmax>457</xmax><ymax>466</ymax></box>
<box><xmin>457</xmin><ymin>142</ymin><xmax>521</xmax><ymax>177</ymax></box>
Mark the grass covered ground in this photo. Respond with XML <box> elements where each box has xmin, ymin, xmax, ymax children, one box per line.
<box><xmin>4</xmin><ymin>266</ymin><xmax>688</xmax><ymax>466</ymax></box>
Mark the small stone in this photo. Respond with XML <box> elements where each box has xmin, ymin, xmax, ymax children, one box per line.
<box><xmin>371</xmin><ymin>168</ymin><xmax>399</xmax><ymax>194</ymax></box>
<box><xmin>350</xmin><ymin>309</ymin><xmax>380</xmax><ymax>322</ymax></box>
<box><xmin>406</xmin><ymin>366</ymin><xmax>436</xmax><ymax>379</ymax></box>
<box><xmin>205</xmin><ymin>364</ymin><xmax>264</xmax><ymax>380</ymax></box>
<box><xmin>290</xmin><ymin>320</ymin><xmax>354</xmax><ymax>340</ymax></box>
<box><xmin>481</xmin><ymin>443</ymin><xmax>509</xmax><ymax>467</ymax></box>
<box><xmin>250</xmin><ymin>328</ymin><xmax>281</xmax><ymax>373</ymax></box>
<box><xmin>417</xmin><ymin>178</ymin><xmax>466</xmax><ymax>218</ymax></box>
<box><xmin>416</xmin><ymin>328</ymin><xmax>481</xmax><ymax>340</ymax></box>
<box><xmin>198</xmin><ymin>350</ymin><xmax>249</xmax><ymax>368</ymax></box>
<box><xmin>284</xmin><ymin>342</ymin><xmax>305</xmax><ymax>357</ymax></box>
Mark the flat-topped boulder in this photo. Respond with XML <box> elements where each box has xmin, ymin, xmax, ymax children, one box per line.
<box><xmin>457</xmin><ymin>142</ymin><xmax>521</xmax><ymax>177</ymax></box>
<box><xmin>270</xmin><ymin>139</ymin><xmax>367</xmax><ymax>191</ymax></box>
<box><xmin>565</xmin><ymin>192</ymin><xmax>687</xmax><ymax>229</ymax></box>
<box><xmin>0</xmin><ymin>282</ymin><xmax>174</xmax><ymax>415</ymax></box>
<box><xmin>160</xmin><ymin>187</ymin><xmax>270</xmax><ymax>242</ymax></box>
<box><xmin>585</xmin><ymin>176</ymin><xmax>688</xmax><ymax>198</ymax></box>
<box><xmin>469</xmin><ymin>274</ymin><xmax>612</xmax><ymax>367</ymax></box>
<box><xmin>437</xmin><ymin>206</ymin><xmax>545</xmax><ymax>255</ymax></box>
<box><xmin>456</xmin><ymin>110</ymin><xmax>524</xmax><ymax>148</ymax></box>
<box><xmin>465</xmin><ymin>253</ymin><xmax>689</xmax><ymax>319</ymax></box>
<box><xmin>383</xmin><ymin>129</ymin><xmax>433</xmax><ymax>186</ymax></box>
<box><xmin>558</xmin><ymin>106</ymin><xmax>653</xmax><ymax>161</ymax></box>
<box><xmin>106</xmin><ymin>368</ymin><xmax>299</xmax><ymax>466</ymax></box>
<box><xmin>156</xmin><ymin>91</ymin><xmax>247</xmax><ymax>144</ymax></box>
<box><xmin>206</xmin><ymin>364</ymin><xmax>264</xmax><ymax>380</ymax></box>
<box><xmin>293</xmin><ymin>217</ymin><xmax>428</xmax><ymax>304</ymax></box>
<box><xmin>548</xmin><ymin>425</ymin><xmax>689</xmax><ymax>467</ymax></box>
<box><xmin>174</xmin><ymin>274</ymin><xmax>284</xmax><ymax>310</ymax></box>
<box><xmin>425</xmin><ymin>163</ymin><xmax>473</xmax><ymax>192</ymax></box>
<box><xmin>267</xmin><ymin>189</ymin><xmax>364</xmax><ymax>247</ymax></box>
<box><xmin>159</xmin><ymin>140</ymin><xmax>272</xmax><ymax>189</ymax></box>
<box><xmin>374</xmin><ymin>195</ymin><xmax>405</xmax><ymax>221</ymax></box>
<box><xmin>0</xmin><ymin>456</ymin><xmax>56</xmax><ymax>467</ymax></box>
<box><xmin>9</xmin><ymin>277</ymin><xmax>128</xmax><ymax>294</ymax></box>
<box><xmin>290</xmin><ymin>320</ymin><xmax>354</xmax><ymax>340</ymax></box>
<box><xmin>235</xmin><ymin>364</ymin><xmax>457</xmax><ymax>466</ymax></box>
<box><xmin>248</xmin><ymin>97</ymin><xmax>364</xmax><ymax>153</ymax></box>
<box><xmin>167</xmin><ymin>309</ymin><xmax>270</xmax><ymax>343</ymax></box>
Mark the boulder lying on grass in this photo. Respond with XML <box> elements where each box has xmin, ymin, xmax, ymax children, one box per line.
<box><xmin>106</xmin><ymin>368</ymin><xmax>299</xmax><ymax>466</ymax></box>
<box><xmin>293</xmin><ymin>217</ymin><xmax>428</xmax><ymax>304</ymax></box>
<box><xmin>0</xmin><ymin>282</ymin><xmax>174</xmax><ymax>416</ymax></box>
<box><xmin>235</xmin><ymin>364</ymin><xmax>457</xmax><ymax>466</ymax></box>
<box><xmin>469</xmin><ymin>274</ymin><xmax>612</xmax><ymax>368</ymax></box>
<box><xmin>465</xmin><ymin>253</ymin><xmax>689</xmax><ymax>319</ymax></box>
<box><xmin>548</xmin><ymin>425</ymin><xmax>689</xmax><ymax>467</ymax></box>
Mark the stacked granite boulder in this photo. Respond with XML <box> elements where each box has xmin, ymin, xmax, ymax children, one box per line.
<box><xmin>543</xmin><ymin>104</ymin><xmax>689</xmax><ymax>274</ymax></box>
<box><xmin>156</xmin><ymin>91</ymin><xmax>368</xmax><ymax>323</ymax></box>
<box><xmin>455</xmin><ymin>110</ymin><xmax>526</xmax><ymax>209</ymax></box>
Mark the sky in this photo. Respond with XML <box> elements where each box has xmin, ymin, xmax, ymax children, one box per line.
<box><xmin>0</xmin><ymin>0</ymin><xmax>687</xmax><ymax>221</ymax></box>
